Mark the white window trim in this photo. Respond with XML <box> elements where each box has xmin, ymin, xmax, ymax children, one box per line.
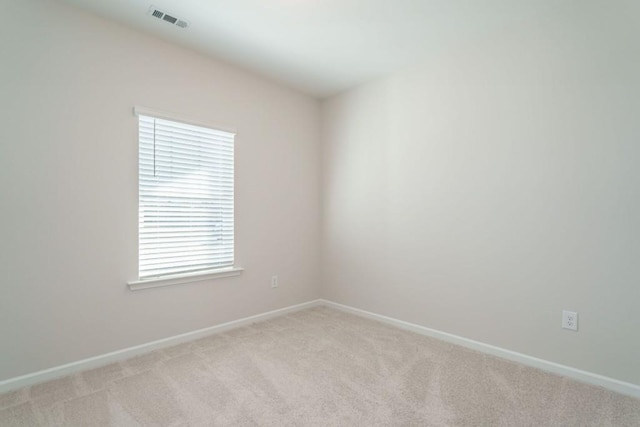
<box><xmin>133</xmin><ymin>106</ymin><xmax>237</xmax><ymax>135</ymax></box>
<box><xmin>128</xmin><ymin>267</ymin><xmax>244</xmax><ymax>291</ymax></box>
<box><xmin>129</xmin><ymin>106</ymin><xmax>242</xmax><ymax>291</ymax></box>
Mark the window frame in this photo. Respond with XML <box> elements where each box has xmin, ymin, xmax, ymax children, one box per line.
<box><xmin>128</xmin><ymin>106</ymin><xmax>243</xmax><ymax>291</ymax></box>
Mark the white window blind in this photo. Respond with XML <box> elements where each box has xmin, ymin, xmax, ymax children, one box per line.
<box><xmin>138</xmin><ymin>114</ymin><xmax>235</xmax><ymax>279</ymax></box>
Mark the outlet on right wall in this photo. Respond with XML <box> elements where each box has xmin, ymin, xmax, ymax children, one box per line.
<box><xmin>320</xmin><ymin>2</ymin><xmax>640</xmax><ymax>386</ymax></box>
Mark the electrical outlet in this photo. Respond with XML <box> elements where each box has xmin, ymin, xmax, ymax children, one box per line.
<box><xmin>562</xmin><ymin>310</ymin><xmax>578</xmax><ymax>331</ymax></box>
<box><xmin>271</xmin><ymin>275</ymin><xmax>279</xmax><ymax>288</ymax></box>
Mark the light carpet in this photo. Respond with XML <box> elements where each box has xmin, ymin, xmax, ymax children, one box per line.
<box><xmin>1</xmin><ymin>306</ymin><xmax>639</xmax><ymax>426</ymax></box>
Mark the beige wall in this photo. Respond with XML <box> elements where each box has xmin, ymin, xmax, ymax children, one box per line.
<box><xmin>0</xmin><ymin>0</ymin><xmax>320</xmax><ymax>380</ymax></box>
<box><xmin>320</xmin><ymin>4</ymin><xmax>640</xmax><ymax>385</ymax></box>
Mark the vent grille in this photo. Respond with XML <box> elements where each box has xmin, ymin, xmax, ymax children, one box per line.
<box><xmin>147</xmin><ymin>5</ymin><xmax>188</xmax><ymax>29</ymax></box>
<box><xmin>162</xmin><ymin>14</ymin><xmax>177</xmax><ymax>24</ymax></box>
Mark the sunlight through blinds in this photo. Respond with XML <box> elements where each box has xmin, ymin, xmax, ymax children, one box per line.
<box><xmin>138</xmin><ymin>114</ymin><xmax>235</xmax><ymax>278</ymax></box>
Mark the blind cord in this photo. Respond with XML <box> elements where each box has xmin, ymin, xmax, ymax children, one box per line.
<box><xmin>153</xmin><ymin>119</ymin><xmax>157</xmax><ymax>177</ymax></box>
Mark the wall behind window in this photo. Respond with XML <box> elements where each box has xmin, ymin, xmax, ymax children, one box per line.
<box><xmin>320</xmin><ymin>3</ymin><xmax>640</xmax><ymax>385</ymax></box>
<box><xmin>0</xmin><ymin>0</ymin><xmax>320</xmax><ymax>380</ymax></box>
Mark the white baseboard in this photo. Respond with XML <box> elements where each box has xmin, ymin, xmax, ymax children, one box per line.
<box><xmin>0</xmin><ymin>299</ymin><xmax>323</xmax><ymax>393</ymax></box>
<box><xmin>320</xmin><ymin>299</ymin><xmax>640</xmax><ymax>399</ymax></box>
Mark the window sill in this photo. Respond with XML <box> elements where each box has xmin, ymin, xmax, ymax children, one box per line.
<box><xmin>127</xmin><ymin>267</ymin><xmax>244</xmax><ymax>291</ymax></box>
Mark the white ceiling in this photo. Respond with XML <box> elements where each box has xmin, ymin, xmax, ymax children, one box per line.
<box><xmin>59</xmin><ymin>0</ymin><xmax>579</xmax><ymax>97</ymax></box>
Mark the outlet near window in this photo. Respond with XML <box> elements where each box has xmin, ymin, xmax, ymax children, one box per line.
<box><xmin>562</xmin><ymin>310</ymin><xmax>578</xmax><ymax>331</ymax></box>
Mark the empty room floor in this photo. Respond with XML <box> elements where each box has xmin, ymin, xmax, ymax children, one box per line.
<box><xmin>1</xmin><ymin>306</ymin><xmax>639</xmax><ymax>426</ymax></box>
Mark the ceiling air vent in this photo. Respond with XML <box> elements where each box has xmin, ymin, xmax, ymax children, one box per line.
<box><xmin>147</xmin><ymin>5</ymin><xmax>188</xmax><ymax>29</ymax></box>
<box><xmin>162</xmin><ymin>14</ymin><xmax>177</xmax><ymax>24</ymax></box>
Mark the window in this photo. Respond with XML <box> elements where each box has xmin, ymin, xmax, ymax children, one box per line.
<box><xmin>136</xmin><ymin>110</ymin><xmax>236</xmax><ymax>282</ymax></box>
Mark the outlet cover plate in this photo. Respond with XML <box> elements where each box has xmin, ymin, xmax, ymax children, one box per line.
<box><xmin>562</xmin><ymin>310</ymin><xmax>578</xmax><ymax>331</ymax></box>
